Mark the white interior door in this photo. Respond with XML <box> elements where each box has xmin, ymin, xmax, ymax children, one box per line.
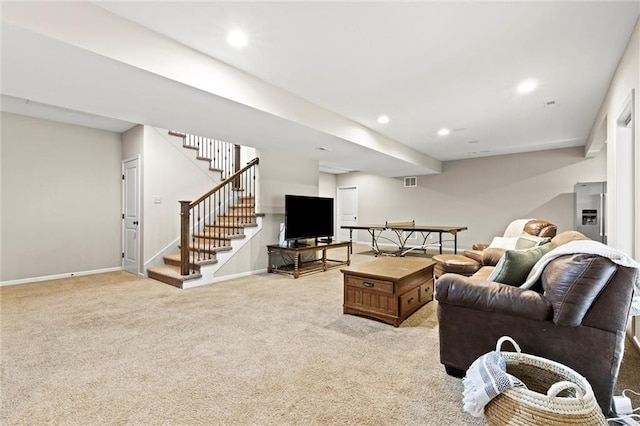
<box><xmin>338</xmin><ymin>186</ymin><xmax>358</xmax><ymax>242</ymax></box>
<box><xmin>123</xmin><ymin>158</ymin><xmax>140</xmax><ymax>275</ymax></box>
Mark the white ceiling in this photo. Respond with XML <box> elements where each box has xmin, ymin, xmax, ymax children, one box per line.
<box><xmin>1</xmin><ymin>1</ymin><xmax>639</xmax><ymax>176</ymax></box>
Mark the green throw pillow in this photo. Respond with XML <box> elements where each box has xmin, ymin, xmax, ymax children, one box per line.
<box><xmin>487</xmin><ymin>243</ymin><xmax>552</xmax><ymax>286</ymax></box>
<box><xmin>515</xmin><ymin>235</ymin><xmax>551</xmax><ymax>250</ymax></box>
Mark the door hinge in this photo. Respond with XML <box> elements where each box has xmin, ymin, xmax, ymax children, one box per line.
<box><xmin>122</xmin><ymin>174</ymin><xmax>125</xmax><ymax>180</ymax></box>
<box><xmin>122</xmin><ymin>252</ymin><xmax>125</xmax><ymax>259</ymax></box>
<box><xmin>122</xmin><ymin>213</ymin><xmax>125</xmax><ymax>219</ymax></box>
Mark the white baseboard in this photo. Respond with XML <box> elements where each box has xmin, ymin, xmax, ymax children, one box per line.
<box><xmin>0</xmin><ymin>267</ymin><xmax>123</xmax><ymax>287</ymax></box>
<box><xmin>627</xmin><ymin>326</ymin><xmax>640</xmax><ymax>354</ymax></box>
<box><xmin>182</xmin><ymin>268</ymin><xmax>268</xmax><ymax>289</ymax></box>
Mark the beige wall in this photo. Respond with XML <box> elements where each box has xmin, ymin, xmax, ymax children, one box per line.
<box><xmin>319</xmin><ymin>173</ymin><xmax>338</xmax><ymax>236</ymax></box>
<box><xmin>337</xmin><ymin>146</ymin><xmax>606</xmax><ymax>251</ymax></box>
<box><xmin>142</xmin><ymin>126</ymin><xmax>218</xmax><ymax>266</ymax></box>
<box><xmin>215</xmin><ymin>148</ymin><xmax>320</xmax><ymax>276</ymax></box>
<box><xmin>1</xmin><ymin>112</ymin><xmax>122</xmax><ymax>282</ymax></box>
<box><xmin>256</xmin><ymin>148</ymin><xmax>320</xmax><ymax>215</ymax></box>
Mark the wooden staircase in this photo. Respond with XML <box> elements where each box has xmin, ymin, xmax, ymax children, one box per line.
<box><xmin>147</xmin><ymin>195</ymin><xmax>261</xmax><ymax>288</ymax></box>
<box><xmin>147</xmin><ymin>131</ymin><xmax>260</xmax><ymax>289</ymax></box>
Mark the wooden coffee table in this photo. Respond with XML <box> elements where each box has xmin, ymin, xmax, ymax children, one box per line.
<box><xmin>341</xmin><ymin>257</ymin><xmax>435</xmax><ymax>327</ymax></box>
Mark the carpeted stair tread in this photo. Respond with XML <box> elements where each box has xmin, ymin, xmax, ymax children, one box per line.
<box><xmin>178</xmin><ymin>242</ymin><xmax>233</xmax><ymax>254</ymax></box>
<box><xmin>147</xmin><ymin>265</ymin><xmax>202</xmax><ymax>288</ymax></box>
<box><xmin>163</xmin><ymin>253</ymin><xmax>218</xmax><ymax>267</ymax></box>
<box><xmin>194</xmin><ymin>232</ymin><xmax>245</xmax><ymax>240</ymax></box>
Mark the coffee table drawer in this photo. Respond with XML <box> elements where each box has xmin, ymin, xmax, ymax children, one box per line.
<box><xmin>420</xmin><ymin>281</ymin><xmax>434</xmax><ymax>302</ymax></box>
<box><xmin>345</xmin><ymin>286</ymin><xmax>396</xmax><ymax>315</ymax></box>
<box><xmin>345</xmin><ymin>276</ymin><xmax>393</xmax><ymax>294</ymax></box>
<box><xmin>399</xmin><ymin>287</ymin><xmax>421</xmax><ymax>317</ymax></box>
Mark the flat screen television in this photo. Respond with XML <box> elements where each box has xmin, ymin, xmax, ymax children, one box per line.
<box><xmin>285</xmin><ymin>194</ymin><xmax>334</xmax><ymax>242</ymax></box>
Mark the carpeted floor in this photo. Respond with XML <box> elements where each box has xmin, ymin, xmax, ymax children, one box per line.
<box><xmin>1</xmin><ymin>246</ymin><xmax>639</xmax><ymax>425</ymax></box>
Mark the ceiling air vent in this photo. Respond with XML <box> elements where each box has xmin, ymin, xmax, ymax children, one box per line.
<box><xmin>404</xmin><ymin>176</ymin><xmax>417</xmax><ymax>188</ymax></box>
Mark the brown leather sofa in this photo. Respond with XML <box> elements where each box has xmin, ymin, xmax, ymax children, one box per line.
<box><xmin>435</xmin><ymin>231</ymin><xmax>638</xmax><ymax>416</ymax></box>
<box><xmin>433</xmin><ymin>219</ymin><xmax>557</xmax><ymax>277</ymax></box>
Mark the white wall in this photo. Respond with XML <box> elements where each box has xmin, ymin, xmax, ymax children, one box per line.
<box><xmin>587</xmin><ymin>17</ymin><xmax>639</xmax><ymax>260</ymax></box>
<box><xmin>337</xmin><ymin>146</ymin><xmax>606</xmax><ymax>251</ymax></box>
<box><xmin>1</xmin><ymin>112</ymin><xmax>122</xmax><ymax>282</ymax></box>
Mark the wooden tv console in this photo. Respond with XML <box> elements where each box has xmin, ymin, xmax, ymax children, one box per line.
<box><xmin>341</xmin><ymin>257</ymin><xmax>435</xmax><ymax>327</ymax></box>
<box><xmin>267</xmin><ymin>240</ymin><xmax>351</xmax><ymax>278</ymax></box>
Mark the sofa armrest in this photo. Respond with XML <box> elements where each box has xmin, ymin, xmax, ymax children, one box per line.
<box><xmin>482</xmin><ymin>247</ymin><xmax>505</xmax><ymax>266</ymax></box>
<box><xmin>435</xmin><ymin>274</ymin><xmax>552</xmax><ymax>321</ymax></box>
<box><xmin>463</xmin><ymin>249</ymin><xmax>483</xmax><ymax>263</ymax></box>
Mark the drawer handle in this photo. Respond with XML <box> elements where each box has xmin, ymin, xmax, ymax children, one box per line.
<box><xmin>363</xmin><ymin>281</ymin><xmax>374</xmax><ymax>288</ymax></box>
<box><xmin>407</xmin><ymin>297</ymin><xmax>414</xmax><ymax>304</ymax></box>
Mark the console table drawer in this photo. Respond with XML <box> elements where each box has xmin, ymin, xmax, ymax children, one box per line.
<box><xmin>345</xmin><ymin>276</ymin><xmax>393</xmax><ymax>294</ymax></box>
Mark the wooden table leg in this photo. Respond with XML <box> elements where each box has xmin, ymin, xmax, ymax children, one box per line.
<box><xmin>293</xmin><ymin>254</ymin><xmax>300</xmax><ymax>278</ymax></box>
<box><xmin>322</xmin><ymin>249</ymin><xmax>327</xmax><ymax>271</ymax></box>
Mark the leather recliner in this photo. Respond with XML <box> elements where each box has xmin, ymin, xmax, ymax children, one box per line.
<box><xmin>435</xmin><ymin>231</ymin><xmax>637</xmax><ymax>416</ymax></box>
<box><xmin>465</xmin><ymin>218</ymin><xmax>557</xmax><ymax>259</ymax></box>
<box><xmin>433</xmin><ymin>219</ymin><xmax>557</xmax><ymax>278</ymax></box>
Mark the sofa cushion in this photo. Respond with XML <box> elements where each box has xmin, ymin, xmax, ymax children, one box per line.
<box><xmin>550</xmin><ymin>230</ymin><xmax>589</xmax><ymax>249</ymax></box>
<box><xmin>487</xmin><ymin>243</ymin><xmax>553</xmax><ymax>286</ymax></box>
<box><xmin>463</xmin><ymin>249</ymin><xmax>483</xmax><ymax>263</ymax></box>
<box><xmin>483</xmin><ymin>247</ymin><xmax>506</xmax><ymax>266</ymax></box>
<box><xmin>542</xmin><ymin>254</ymin><xmax>617</xmax><ymax>327</ymax></box>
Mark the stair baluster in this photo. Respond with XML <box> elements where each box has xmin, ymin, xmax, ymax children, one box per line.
<box><xmin>179</xmin><ymin>158</ymin><xmax>259</xmax><ymax>276</ymax></box>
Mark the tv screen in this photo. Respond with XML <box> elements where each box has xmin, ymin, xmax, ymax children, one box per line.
<box><xmin>285</xmin><ymin>195</ymin><xmax>334</xmax><ymax>241</ymax></box>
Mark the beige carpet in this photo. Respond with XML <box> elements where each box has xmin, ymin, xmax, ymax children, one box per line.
<box><xmin>1</xmin><ymin>246</ymin><xmax>639</xmax><ymax>425</ymax></box>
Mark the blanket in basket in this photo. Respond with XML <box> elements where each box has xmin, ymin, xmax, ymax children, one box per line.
<box><xmin>520</xmin><ymin>240</ymin><xmax>640</xmax><ymax>317</ymax></box>
<box><xmin>462</xmin><ymin>351</ymin><xmax>526</xmax><ymax>417</ymax></box>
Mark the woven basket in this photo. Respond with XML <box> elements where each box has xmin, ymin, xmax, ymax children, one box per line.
<box><xmin>484</xmin><ymin>336</ymin><xmax>607</xmax><ymax>426</ymax></box>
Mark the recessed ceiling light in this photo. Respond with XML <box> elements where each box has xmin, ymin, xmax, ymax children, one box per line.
<box><xmin>517</xmin><ymin>79</ymin><xmax>538</xmax><ymax>94</ymax></box>
<box><xmin>227</xmin><ymin>29</ymin><xmax>248</xmax><ymax>47</ymax></box>
<box><xmin>377</xmin><ymin>115</ymin><xmax>390</xmax><ymax>124</ymax></box>
<box><xmin>437</xmin><ymin>128</ymin><xmax>450</xmax><ymax>136</ymax></box>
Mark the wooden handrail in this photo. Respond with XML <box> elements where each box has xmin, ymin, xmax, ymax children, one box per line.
<box><xmin>190</xmin><ymin>158</ymin><xmax>259</xmax><ymax>207</ymax></box>
<box><xmin>168</xmin><ymin>130</ymin><xmax>186</xmax><ymax>138</ymax></box>
<box><xmin>180</xmin><ymin>157</ymin><xmax>259</xmax><ymax>275</ymax></box>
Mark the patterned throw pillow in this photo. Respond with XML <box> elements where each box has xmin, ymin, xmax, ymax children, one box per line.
<box><xmin>487</xmin><ymin>243</ymin><xmax>553</xmax><ymax>286</ymax></box>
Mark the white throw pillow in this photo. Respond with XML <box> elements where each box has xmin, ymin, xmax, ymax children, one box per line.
<box><xmin>488</xmin><ymin>236</ymin><xmax>519</xmax><ymax>250</ymax></box>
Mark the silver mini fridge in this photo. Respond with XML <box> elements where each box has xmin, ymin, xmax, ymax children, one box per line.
<box><xmin>574</xmin><ymin>182</ymin><xmax>607</xmax><ymax>243</ymax></box>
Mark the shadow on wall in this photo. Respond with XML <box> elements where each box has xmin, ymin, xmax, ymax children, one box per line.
<box><xmin>526</xmin><ymin>192</ymin><xmax>575</xmax><ymax>233</ymax></box>
<box><xmin>423</xmin><ymin>147</ymin><xmax>595</xmax><ymax>199</ymax></box>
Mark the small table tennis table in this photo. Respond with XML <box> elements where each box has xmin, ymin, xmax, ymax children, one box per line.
<box><xmin>341</xmin><ymin>221</ymin><xmax>468</xmax><ymax>256</ymax></box>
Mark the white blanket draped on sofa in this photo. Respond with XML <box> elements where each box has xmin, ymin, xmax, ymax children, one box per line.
<box><xmin>521</xmin><ymin>240</ymin><xmax>640</xmax><ymax>317</ymax></box>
